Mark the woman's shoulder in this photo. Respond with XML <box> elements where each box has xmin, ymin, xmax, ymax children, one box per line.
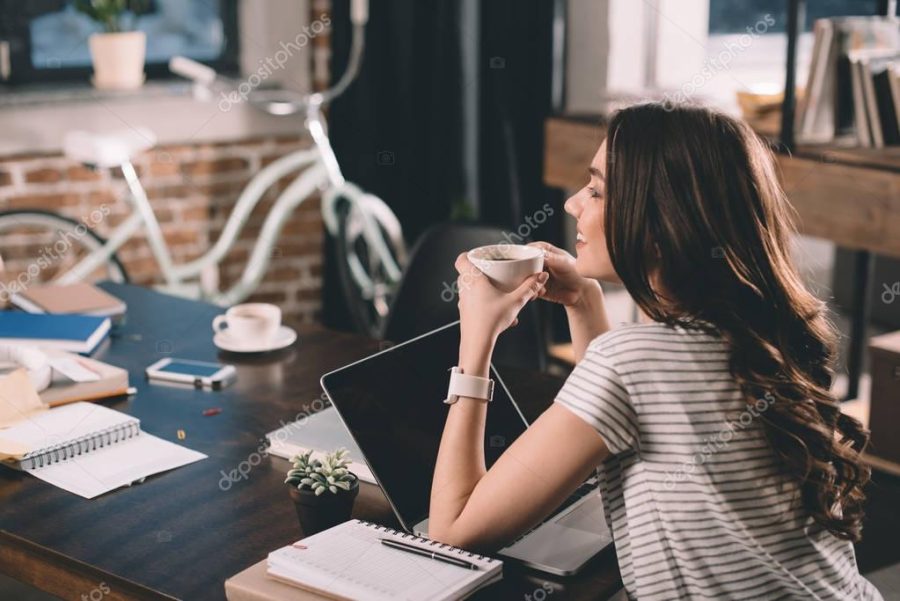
<box><xmin>586</xmin><ymin>321</ymin><xmax>724</xmax><ymax>356</ymax></box>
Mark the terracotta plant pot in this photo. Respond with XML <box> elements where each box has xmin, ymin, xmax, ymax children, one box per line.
<box><xmin>288</xmin><ymin>477</ymin><xmax>360</xmax><ymax>536</ymax></box>
<box><xmin>88</xmin><ymin>31</ymin><xmax>146</xmax><ymax>90</ymax></box>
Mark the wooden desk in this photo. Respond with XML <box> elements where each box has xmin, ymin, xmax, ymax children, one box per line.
<box><xmin>0</xmin><ymin>283</ymin><xmax>622</xmax><ymax>601</ymax></box>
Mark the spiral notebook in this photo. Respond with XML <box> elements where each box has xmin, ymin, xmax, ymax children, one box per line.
<box><xmin>0</xmin><ymin>402</ymin><xmax>206</xmax><ymax>498</ymax></box>
<box><xmin>267</xmin><ymin>520</ymin><xmax>502</xmax><ymax>601</ymax></box>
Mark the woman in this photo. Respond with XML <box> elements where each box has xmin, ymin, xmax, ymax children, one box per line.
<box><xmin>429</xmin><ymin>103</ymin><xmax>882</xmax><ymax>600</ymax></box>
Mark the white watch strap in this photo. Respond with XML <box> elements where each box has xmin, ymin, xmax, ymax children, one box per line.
<box><xmin>443</xmin><ymin>366</ymin><xmax>494</xmax><ymax>404</ymax></box>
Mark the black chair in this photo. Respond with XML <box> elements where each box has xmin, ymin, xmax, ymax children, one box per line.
<box><xmin>381</xmin><ymin>223</ymin><xmax>547</xmax><ymax>370</ymax></box>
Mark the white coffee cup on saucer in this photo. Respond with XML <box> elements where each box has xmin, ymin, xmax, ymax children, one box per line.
<box><xmin>467</xmin><ymin>244</ymin><xmax>545</xmax><ymax>292</ymax></box>
<box><xmin>212</xmin><ymin>303</ymin><xmax>281</xmax><ymax>346</ymax></box>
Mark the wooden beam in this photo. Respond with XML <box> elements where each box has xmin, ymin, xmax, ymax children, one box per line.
<box><xmin>544</xmin><ymin>117</ymin><xmax>606</xmax><ymax>190</ymax></box>
<box><xmin>778</xmin><ymin>155</ymin><xmax>900</xmax><ymax>258</ymax></box>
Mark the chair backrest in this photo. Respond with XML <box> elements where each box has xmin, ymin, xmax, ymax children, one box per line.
<box><xmin>382</xmin><ymin>222</ymin><xmax>546</xmax><ymax>370</ymax></box>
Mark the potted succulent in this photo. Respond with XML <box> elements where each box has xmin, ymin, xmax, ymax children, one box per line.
<box><xmin>285</xmin><ymin>448</ymin><xmax>360</xmax><ymax>535</ymax></box>
<box><xmin>74</xmin><ymin>0</ymin><xmax>150</xmax><ymax>90</ymax></box>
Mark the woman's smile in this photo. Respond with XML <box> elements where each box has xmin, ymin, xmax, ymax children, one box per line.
<box><xmin>575</xmin><ymin>230</ymin><xmax>586</xmax><ymax>250</ymax></box>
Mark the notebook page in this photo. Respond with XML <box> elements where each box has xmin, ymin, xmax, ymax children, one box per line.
<box><xmin>28</xmin><ymin>432</ymin><xmax>207</xmax><ymax>499</ymax></box>
<box><xmin>268</xmin><ymin>520</ymin><xmax>500</xmax><ymax>601</ymax></box>
<box><xmin>0</xmin><ymin>402</ymin><xmax>134</xmax><ymax>453</ymax></box>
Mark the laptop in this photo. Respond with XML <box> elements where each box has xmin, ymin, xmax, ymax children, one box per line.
<box><xmin>320</xmin><ymin>321</ymin><xmax>613</xmax><ymax>576</ymax></box>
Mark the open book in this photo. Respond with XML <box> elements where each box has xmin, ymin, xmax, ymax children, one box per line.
<box><xmin>267</xmin><ymin>520</ymin><xmax>502</xmax><ymax>601</ymax></box>
<box><xmin>0</xmin><ymin>402</ymin><xmax>206</xmax><ymax>498</ymax></box>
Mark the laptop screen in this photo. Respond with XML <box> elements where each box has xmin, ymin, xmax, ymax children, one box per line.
<box><xmin>320</xmin><ymin>322</ymin><xmax>529</xmax><ymax>530</ymax></box>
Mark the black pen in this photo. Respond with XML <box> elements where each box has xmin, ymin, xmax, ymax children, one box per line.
<box><xmin>379</xmin><ymin>538</ymin><xmax>480</xmax><ymax>570</ymax></box>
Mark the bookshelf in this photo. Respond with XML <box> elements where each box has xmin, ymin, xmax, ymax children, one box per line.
<box><xmin>778</xmin><ymin>0</ymin><xmax>899</xmax><ymax>401</ymax></box>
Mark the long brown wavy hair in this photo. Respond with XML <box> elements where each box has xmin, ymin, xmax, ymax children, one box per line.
<box><xmin>603</xmin><ymin>102</ymin><xmax>871</xmax><ymax>542</ymax></box>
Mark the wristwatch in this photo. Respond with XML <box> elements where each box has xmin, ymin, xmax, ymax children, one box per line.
<box><xmin>443</xmin><ymin>366</ymin><xmax>494</xmax><ymax>405</ymax></box>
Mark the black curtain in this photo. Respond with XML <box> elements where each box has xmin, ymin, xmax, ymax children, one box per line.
<box><xmin>324</xmin><ymin>0</ymin><xmax>466</xmax><ymax>330</ymax></box>
<box><xmin>324</xmin><ymin>0</ymin><xmax>561</xmax><ymax>333</ymax></box>
<box><xmin>477</xmin><ymin>0</ymin><xmax>558</xmax><ymax>231</ymax></box>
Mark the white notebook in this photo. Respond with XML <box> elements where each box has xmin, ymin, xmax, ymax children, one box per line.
<box><xmin>266</xmin><ymin>406</ymin><xmax>375</xmax><ymax>484</ymax></box>
<box><xmin>267</xmin><ymin>520</ymin><xmax>502</xmax><ymax>601</ymax></box>
<box><xmin>0</xmin><ymin>402</ymin><xmax>207</xmax><ymax>498</ymax></box>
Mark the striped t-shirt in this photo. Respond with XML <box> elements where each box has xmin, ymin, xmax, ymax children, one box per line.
<box><xmin>555</xmin><ymin>322</ymin><xmax>883</xmax><ymax>601</ymax></box>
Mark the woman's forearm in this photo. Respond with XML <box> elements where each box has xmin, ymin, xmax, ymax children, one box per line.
<box><xmin>566</xmin><ymin>281</ymin><xmax>611</xmax><ymax>363</ymax></box>
<box><xmin>429</xmin><ymin>339</ymin><xmax>493</xmax><ymax>539</ymax></box>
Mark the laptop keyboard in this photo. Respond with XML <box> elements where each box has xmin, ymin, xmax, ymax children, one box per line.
<box><xmin>508</xmin><ymin>478</ymin><xmax>599</xmax><ymax>545</ymax></box>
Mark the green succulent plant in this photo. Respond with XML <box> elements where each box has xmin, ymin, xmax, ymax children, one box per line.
<box><xmin>285</xmin><ymin>448</ymin><xmax>357</xmax><ymax>496</ymax></box>
<box><xmin>74</xmin><ymin>0</ymin><xmax>151</xmax><ymax>34</ymax></box>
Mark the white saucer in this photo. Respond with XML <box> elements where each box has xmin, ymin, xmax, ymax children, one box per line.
<box><xmin>214</xmin><ymin>326</ymin><xmax>297</xmax><ymax>353</ymax></box>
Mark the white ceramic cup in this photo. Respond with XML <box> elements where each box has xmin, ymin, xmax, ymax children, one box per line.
<box><xmin>212</xmin><ymin>303</ymin><xmax>281</xmax><ymax>345</ymax></box>
<box><xmin>467</xmin><ymin>244</ymin><xmax>545</xmax><ymax>292</ymax></box>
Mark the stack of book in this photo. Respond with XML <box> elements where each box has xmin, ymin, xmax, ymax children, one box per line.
<box><xmin>797</xmin><ymin>16</ymin><xmax>900</xmax><ymax>147</ymax></box>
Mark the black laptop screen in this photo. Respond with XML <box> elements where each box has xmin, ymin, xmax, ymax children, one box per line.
<box><xmin>320</xmin><ymin>322</ymin><xmax>529</xmax><ymax>529</ymax></box>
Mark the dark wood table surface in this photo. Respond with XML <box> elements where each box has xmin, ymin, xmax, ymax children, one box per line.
<box><xmin>0</xmin><ymin>283</ymin><xmax>622</xmax><ymax>601</ymax></box>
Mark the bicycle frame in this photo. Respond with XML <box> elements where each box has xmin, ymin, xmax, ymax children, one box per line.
<box><xmin>58</xmin><ymin>99</ymin><xmax>403</xmax><ymax>307</ymax></box>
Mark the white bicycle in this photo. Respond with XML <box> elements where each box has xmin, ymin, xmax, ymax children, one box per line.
<box><xmin>0</xmin><ymin>0</ymin><xmax>407</xmax><ymax>336</ymax></box>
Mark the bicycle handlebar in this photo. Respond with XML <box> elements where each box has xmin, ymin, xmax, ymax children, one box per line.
<box><xmin>169</xmin><ymin>56</ymin><xmax>217</xmax><ymax>87</ymax></box>
<box><xmin>350</xmin><ymin>0</ymin><xmax>369</xmax><ymax>25</ymax></box>
<box><xmin>169</xmin><ymin>0</ymin><xmax>368</xmax><ymax>115</ymax></box>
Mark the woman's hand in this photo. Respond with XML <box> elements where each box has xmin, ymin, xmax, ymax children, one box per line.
<box><xmin>455</xmin><ymin>253</ymin><xmax>547</xmax><ymax>368</ymax></box>
<box><xmin>528</xmin><ymin>241</ymin><xmax>601</xmax><ymax>307</ymax></box>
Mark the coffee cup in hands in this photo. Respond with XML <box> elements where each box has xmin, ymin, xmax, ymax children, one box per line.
<box><xmin>467</xmin><ymin>244</ymin><xmax>545</xmax><ymax>292</ymax></box>
<box><xmin>212</xmin><ymin>303</ymin><xmax>281</xmax><ymax>345</ymax></box>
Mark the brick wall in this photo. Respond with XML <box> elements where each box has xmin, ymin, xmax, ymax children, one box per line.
<box><xmin>0</xmin><ymin>134</ymin><xmax>325</xmax><ymax>324</ymax></box>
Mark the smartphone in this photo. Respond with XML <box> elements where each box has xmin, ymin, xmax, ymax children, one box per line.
<box><xmin>145</xmin><ymin>358</ymin><xmax>236</xmax><ymax>390</ymax></box>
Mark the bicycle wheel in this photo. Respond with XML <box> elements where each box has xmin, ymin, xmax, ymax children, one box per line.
<box><xmin>333</xmin><ymin>200</ymin><xmax>404</xmax><ymax>338</ymax></box>
<box><xmin>0</xmin><ymin>210</ymin><xmax>129</xmax><ymax>297</ymax></box>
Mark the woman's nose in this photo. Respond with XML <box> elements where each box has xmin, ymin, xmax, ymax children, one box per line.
<box><xmin>564</xmin><ymin>194</ymin><xmax>580</xmax><ymax>217</ymax></box>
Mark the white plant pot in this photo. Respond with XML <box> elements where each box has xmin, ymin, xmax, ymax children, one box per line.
<box><xmin>88</xmin><ymin>31</ymin><xmax>146</xmax><ymax>91</ymax></box>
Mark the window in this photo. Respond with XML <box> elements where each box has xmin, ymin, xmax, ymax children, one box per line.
<box><xmin>0</xmin><ymin>0</ymin><xmax>238</xmax><ymax>85</ymax></box>
<box><xmin>703</xmin><ymin>0</ymin><xmax>881</xmax><ymax>109</ymax></box>
<box><xmin>709</xmin><ymin>0</ymin><xmax>882</xmax><ymax>34</ymax></box>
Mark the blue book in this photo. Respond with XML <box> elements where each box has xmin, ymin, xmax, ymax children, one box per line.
<box><xmin>0</xmin><ymin>312</ymin><xmax>111</xmax><ymax>355</ymax></box>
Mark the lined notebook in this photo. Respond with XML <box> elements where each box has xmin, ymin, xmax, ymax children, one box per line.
<box><xmin>267</xmin><ymin>520</ymin><xmax>502</xmax><ymax>601</ymax></box>
<box><xmin>0</xmin><ymin>402</ymin><xmax>206</xmax><ymax>498</ymax></box>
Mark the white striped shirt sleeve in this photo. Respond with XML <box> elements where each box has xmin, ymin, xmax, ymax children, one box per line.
<box><xmin>554</xmin><ymin>348</ymin><xmax>638</xmax><ymax>455</ymax></box>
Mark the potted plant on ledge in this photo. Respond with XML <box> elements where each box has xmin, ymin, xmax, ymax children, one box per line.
<box><xmin>75</xmin><ymin>0</ymin><xmax>150</xmax><ymax>90</ymax></box>
<box><xmin>285</xmin><ymin>448</ymin><xmax>360</xmax><ymax>535</ymax></box>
